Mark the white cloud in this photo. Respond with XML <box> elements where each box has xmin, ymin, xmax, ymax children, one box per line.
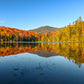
<box><xmin>0</xmin><ymin>20</ymin><xmax>5</xmax><ymax>23</ymax></box>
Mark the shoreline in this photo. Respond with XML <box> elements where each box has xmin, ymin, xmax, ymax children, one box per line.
<box><xmin>0</xmin><ymin>41</ymin><xmax>83</xmax><ymax>43</ymax></box>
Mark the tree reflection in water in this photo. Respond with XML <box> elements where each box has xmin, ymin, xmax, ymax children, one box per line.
<box><xmin>0</xmin><ymin>43</ymin><xmax>84</xmax><ymax>67</ymax></box>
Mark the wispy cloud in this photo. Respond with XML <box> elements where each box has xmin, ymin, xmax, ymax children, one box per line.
<box><xmin>0</xmin><ymin>20</ymin><xmax>5</xmax><ymax>23</ymax></box>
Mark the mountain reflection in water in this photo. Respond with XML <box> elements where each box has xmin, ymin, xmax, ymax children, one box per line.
<box><xmin>0</xmin><ymin>43</ymin><xmax>84</xmax><ymax>67</ymax></box>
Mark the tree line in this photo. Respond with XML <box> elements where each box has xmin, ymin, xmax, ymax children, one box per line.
<box><xmin>41</xmin><ymin>17</ymin><xmax>84</xmax><ymax>42</ymax></box>
<box><xmin>0</xmin><ymin>17</ymin><xmax>84</xmax><ymax>42</ymax></box>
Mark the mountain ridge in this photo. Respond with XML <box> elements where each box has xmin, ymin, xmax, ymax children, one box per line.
<box><xmin>29</xmin><ymin>26</ymin><xmax>61</xmax><ymax>34</ymax></box>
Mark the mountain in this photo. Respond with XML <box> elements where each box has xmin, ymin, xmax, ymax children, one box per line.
<box><xmin>29</xmin><ymin>26</ymin><xmax>60</xmax><ymax>34</ymax></box>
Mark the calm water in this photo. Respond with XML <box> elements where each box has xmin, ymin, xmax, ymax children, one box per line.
<box><xmin>0</xmin><ymin>43</ymin><xmax>84</xmax><ymax>84</ymax></box>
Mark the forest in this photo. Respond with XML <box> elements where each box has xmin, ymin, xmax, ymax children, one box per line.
<box><xmin>0</xmin><ymin>26</ymin><xmax>42</xmax><ymax>41</ymax></box>
<box><xmin>41</xmin><ymin>17</ymin><xmax>84</xmax><ymax>42</ymax></box>
<box><xmin>0</xmin><ymin>17</ymin><xmax>84</xmax><ymax>42</ymax></box>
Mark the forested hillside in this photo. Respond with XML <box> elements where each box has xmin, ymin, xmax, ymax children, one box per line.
<box><xmin>0</xmin><ymin>17</ymin><xmax>84</xmax><ymax>42</ymax></box>
<box><xmin>41</xmin><ymin>17</ymin><xmax>84</xmax><ymax>42</ymax></box>
<box><xmin>0</xmin><ymin>26</ymin><xmax>42</xmax><ymax>41</ymax></box>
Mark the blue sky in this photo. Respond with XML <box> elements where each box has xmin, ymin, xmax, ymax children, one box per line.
<box><xmin>0</xmin><ymin>0</ymin><xmax>84</xmax><ymax>30</ymax></box>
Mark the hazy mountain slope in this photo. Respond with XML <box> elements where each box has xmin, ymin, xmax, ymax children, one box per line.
<box><xmin>29</xmin><ymin>26</ymin><xmax>60</xmax><ymax>34</ymax></box>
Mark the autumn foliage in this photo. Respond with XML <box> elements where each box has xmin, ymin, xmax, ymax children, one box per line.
<box><xmin>0</xmin><ymin>17</ymin><xmax>84</xmax><ymax>42</ymax></box>
<box><xmin>0</xmin><ymin>26</ymin><xmax>42</xmax><ymax>41</ymax></box>
<box><xmin>41</xmin><ymin>17</ymin><xmax>84</xmax><ymax>42</ymax></box>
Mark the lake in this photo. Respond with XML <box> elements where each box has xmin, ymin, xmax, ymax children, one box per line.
<box><xmin>0</xmin><ymin>43</ymin><xmax>84</xmax><ymax>84</ymax></box>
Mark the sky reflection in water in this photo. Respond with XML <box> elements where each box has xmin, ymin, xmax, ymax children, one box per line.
<box><xmin>0</xmin><ymin>43</ymin><xmax>84</xmax><ymax>84</ymax></box>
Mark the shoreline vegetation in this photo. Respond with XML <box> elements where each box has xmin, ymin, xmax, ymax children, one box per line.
<box><xmin>0</xmin><ymin>17</ymin><xmax>84</xmax><ymax>42</ymax></box>
<box><xmin>0</xmin><ymin>41</ymin><xmax>83</xmax><ymax>43</ymax></box>
<box><xmin>1</xmin><ymin>41</ymin><xmax>83</xmax><ymax>44</ymax></box>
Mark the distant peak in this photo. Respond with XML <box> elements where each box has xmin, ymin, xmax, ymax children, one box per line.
<box><xmin>29</xmin><ymin>25</ymin><xmax>59</xmax><ymax>34</ymax></box>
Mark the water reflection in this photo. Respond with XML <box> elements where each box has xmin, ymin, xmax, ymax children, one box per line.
<box><xmin>0</xmin><ymin>43</ymin><xmax>84</xmax><ymax>84</ymax></box>
<box><xmin>0</xmin><ymin>43</ymin><xmax>84</xmax><ymax>67</ymax></box>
